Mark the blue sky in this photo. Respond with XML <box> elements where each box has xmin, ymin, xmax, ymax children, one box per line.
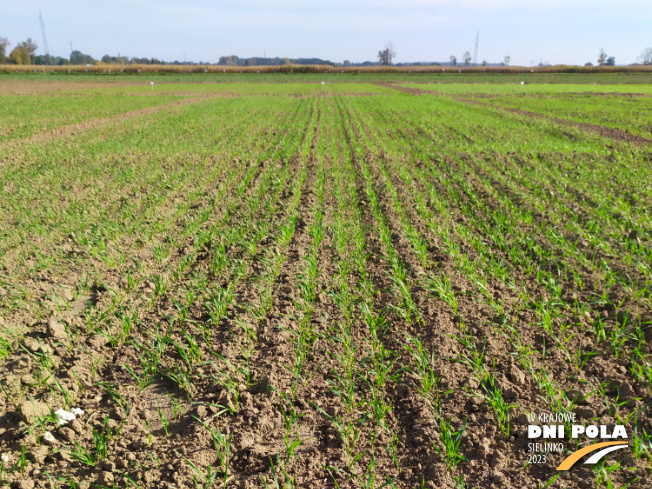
<box><xmin>3</xmin><ymin>1</ymin><xmax>651</xmax><ymax>65</ymax></box>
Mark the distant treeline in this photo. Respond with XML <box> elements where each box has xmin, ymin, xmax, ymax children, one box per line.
<box><xmin>0</xmin><ymin>37</ymin><xmax>465</xmax><ymax>67</ymax></box>
<box><xmin>1</xmin><ymin>36</ymin><xmax>651</xmax><ymax>68</ymax></box>
<box><xmin>4</xmin><ymin>63</ymin><xmax>652</xmax><ymax>75</ymax></box>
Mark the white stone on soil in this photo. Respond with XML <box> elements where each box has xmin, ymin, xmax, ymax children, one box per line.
<box><xmin>43</xmin><ymin>431</ymin><xmax>56</xmax><ymax>444</ymax></box>
<box><xmin>55</xmin><ymin>409</ymin><xmax>76</xmax><ymax>425</ymax></box>
<box><xmin>54</xmin><ymin>407</ymin><xmax>84</xmax><ymax>425</ymax></box>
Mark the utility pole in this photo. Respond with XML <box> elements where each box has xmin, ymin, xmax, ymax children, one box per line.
<box><xmin>473</xmin><ymin>31</ymin><xmax>479</xmax><ymax>65</ymax></box>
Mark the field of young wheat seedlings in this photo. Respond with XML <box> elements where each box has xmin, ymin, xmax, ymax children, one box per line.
<box><xmin>0</xmin><ymin>77</ymin><xmax>650</xmax><ymax>489</ymax></box>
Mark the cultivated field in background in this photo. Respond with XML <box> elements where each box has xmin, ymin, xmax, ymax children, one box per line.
<box><xmin>3</xmin><ymin>64</ymin><xmax>652</xmax><ymax>75</ymax></box>
<box><xmin>0</xmin><ymin>77</ymin><xmax>650</xmax><ymax>489</ymax></box>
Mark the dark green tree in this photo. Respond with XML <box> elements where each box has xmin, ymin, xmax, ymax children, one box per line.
<box><xmin>70</xmin><ymin>50</ymin><xmax>95</xmax><ymax>65</ymax></box>
<box><xmin>9</xmin><ymin>46</ymin><xmax>30</xmax><ymax>64</ymax></box>
<box><xmin>17</xmin><ymin>38</ymin><xmax>38</xmax><ymax>62</ymax></box>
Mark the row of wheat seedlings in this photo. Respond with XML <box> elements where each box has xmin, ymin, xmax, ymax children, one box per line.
<box><xmin>309</xmin><ymin>100</ymin><xmax>401</xmax><ymax>487</ymax></box>
<box><xmin>0</xmin><ymin>99</ymin><xmax>316</xmax><ymax>488</ymax></box>
<box><xmin>95</xmin><ymin>104</ymin><xmax>318</xmax><ymax>486</ymax></box>
<box><xmin>349</xmin><ymin>97</ymin><xmax>650</xmax><ymax>484</ymax></box>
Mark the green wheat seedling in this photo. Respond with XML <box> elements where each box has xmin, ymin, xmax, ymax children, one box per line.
<box><xmin>163</xmin><ymin>364</ymin><xmax>194</xmax><ymax>400</ymax></box>
<box><xmin>209</xmin><ymin>370</ymin><xmax>242</xmax><ymax>414</ymax></box>
<box><xmin>631</xmin><ymin>413</ymin><xmax>652</xmax><ymax>462</ymax></box>
<box><xmin>113</xmin><ymin>307</ymin><xmax>138</xmax><ymax>346</ymax></box>
<box><xmin>21</xmin><ymin>402</ymin><xmax>59</xmax><ymax>440</ymax></box>
<box><xmin>47</xmin><ymin>378</ymin><xmax>75</xmax><ymax>410</ymax></box>
<box><xmin>454</xmin><ymin>336</ymin><xmax>517</xmax><ymax>440</ymax></box>
<box><xmin>262</xmin><ymin>455</ymin><xmax>295</xmax><ymax>489</ymax></box>
<box><xmin>150</xmin><ymin>274</ymin><xmax>167</xmax><ymax>304</ymax></box>
<box><xmin>404</xmin><ymin>336</ymin><xmax>442</xmax><ymax>403</ymax></box>
<box><xmin>0</xmin><ymin>329</ymin><xmax>16</xmax><ymax>359</ymax></box>
<box><xmin>422</xmin><ymin>275</ymin><xmax>458</xmax><ymax>315</ymax></box>
<box><xmin>234</xmin><ymin>316</ymin><xmax>258</xmax><ymax>348</ymax></box>
<box><xmin>361</xmin><ymin>343</ymin><xmax>398</xmax><ymax>427</ymax></box>
<box><xmin>191</xmin><ymin>416</ymin><xmax>233</xmax><ymax>486</ymax></box>
<box><xmin>454</xmin><ymin>474</ymin><xmax>470</xmax><ymax>489</ymax></box>
<box><xmin>327</xmin><ymin>368</ymin><xmax>359</xmax><ymax>414</ymax></box>
<box><xmin>363</xmin><ymin>376</ymin><xmax>392</xmax><ymax>427</ymax></box>
<box><xmin>19</xmin><ymin>343</ymin><xmax>56</xmax><ymax>382</ymax></box>
<box><xmin>172</xmin><ymin>332</ymin><xmax>202</xmax><ymax>370</ymax></box>
<box><xmin>596</xmin><ymin>383</ymin><xmax>631</xmax><ymax>417</ymax></box>
<box><xmin>96</xmin><ymin>381</ymin><xmax>129</xmax><ymax>411</ymax></box>
<box><xmin>478</xmin><ymin>370</ymin><xmax>515</xmax><ymax>437</ymax></box>
<box><xmin>166</xmin><ymin>389</ymin><xmax>185</xmax><ymax>419</ymax></box>
<box><xmin>123</xmin><ymin>362</ymin><xmax>156</xmax><ymax>395</ymax></box>
<box><xmin>387</xmin><ymin>271</ymin><xmax>423</xmax><ymax>327</ymax></box>
<box><xmin>278</xmin><ymin>405</ymin><xmax>309</xmax><ymax>464</ymax></box>
<box><xmin>590</xmin><ymin>458</ymin><xmax>636</xmax><ymax>489</ymax></box>
<box><xmin>66</xmin><ymin>415</ymin><xmax>124</xmax><ymax>467</ymax></box>
<box><xmin>311</xmin><ymin>401</ymin><xmax>370</xmax><ymax>474</ymax></box>
<box><xmin>9</xmin><ymin>445</ymin><xmax>28</xmax><ymax>475</ymax></box>
<box><xmin>158</xmin><ymin>406</ymin><xmax>169</xmax><ymax>436</ymax></box>
<box><xmin>434</xmin><ymin>415</ymin><xmax>467</xmax><ymax>470</ymax></box>
<box><xmin>453</xmin><ymin>334</ymin><xmax>486</xmax><ymax>374</ymax></box>
<box><xmin>575</xmin><ymin>347</ymin><xmax>599</xmax><ymax>371</ymax></box>
<box><xmin>172</xmin><ymin>297</ymin><xmax>191</xmax><ymax>327</ymax></box>
<box><xmin>205</xmin><ymin>285</ymin><xmax>235</xmax><ymax>325</ymax></box>
<box><xmin>185</xmin><ymin>459</ymin><xmax>220</xmax><ymax>489</ymax></box>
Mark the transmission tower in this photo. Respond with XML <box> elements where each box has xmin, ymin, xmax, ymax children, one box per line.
<box><xmin>473</xmin><ymin>31</ymin><xmax>479</xmax><ymax>65</ymax></box>
<box><xmin>39</xmin><ymin>11</ymin><xmax>50</xmax><ymax>64</ymax></box>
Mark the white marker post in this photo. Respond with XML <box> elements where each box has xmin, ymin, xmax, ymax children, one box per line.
<box><xmin>521</xmin><ymin>81</ymin><xmax>524</xmax><ymax>94</ymax></box>
<box><xmin>321</xmin><ymin>81</ymin><xmax>325</xmax><ymax>94</ymax></box>
<box><xmin>151</xmin><ymin>81</ymin><xmax>155</xmax><ymax>92</ymax></box>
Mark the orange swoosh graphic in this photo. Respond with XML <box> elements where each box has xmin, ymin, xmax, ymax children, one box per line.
<box><xmin>556</xmin><ymin>441</ymin><xmax>629</xmax><ymax>470</ymax></box>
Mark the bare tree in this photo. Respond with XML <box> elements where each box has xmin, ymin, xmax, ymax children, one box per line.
<box><xmin>639</xmin><ymin>47</ymin><xmax>652</xmax><ymax>65</ymax></box>
<box><xmin>463</xmin><ymin>51</ymin><xmax>472</xmax><ymax>66</ymax></box>
<box><xmin>503</xmin><ymin>55</ymin><xmax>511</xmax><ymax>66</ymax></box>
<box><xmin>449</xmin><ymin>55</ymin><xmax>457</xmax><ymax>66</ymax></box>
<box><xmin>598</xmin><ymin>48</ymin><xmax>607</xmax><ymax>66</ymax></box>
<box><xmin>377</xmin><ymin>43</ymin><xmax>395</xmax><ymax>66</ymax></box>
<box><xmin>0</xmin><ymin>36</ymin><xmax>9</xmax><ymax>64</ymax></box>
<box><xmin>377</xmin><ymin>48</ymin><xmax>390</xmax><ymax>65</ymax></box>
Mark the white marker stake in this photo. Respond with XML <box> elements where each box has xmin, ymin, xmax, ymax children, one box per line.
<box><xmin>321</xmin><ymin>81</ymin><xmax>325</xmax><ymax>93</ymax></box>
<box><xmin>521</xmin><ymin>81</ymin><xmax>524</xmax><ymax>93</ymax></box>
<box><xmin>151</xmin><ymin>81</ymin><xmax>155</xmax><ymax>91</ymax></box>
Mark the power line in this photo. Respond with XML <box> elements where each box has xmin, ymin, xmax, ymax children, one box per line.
<box><xmin>39</xmin><ymin>11</ymin><xmax>50</xmax><ymax>63</ymax></box>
